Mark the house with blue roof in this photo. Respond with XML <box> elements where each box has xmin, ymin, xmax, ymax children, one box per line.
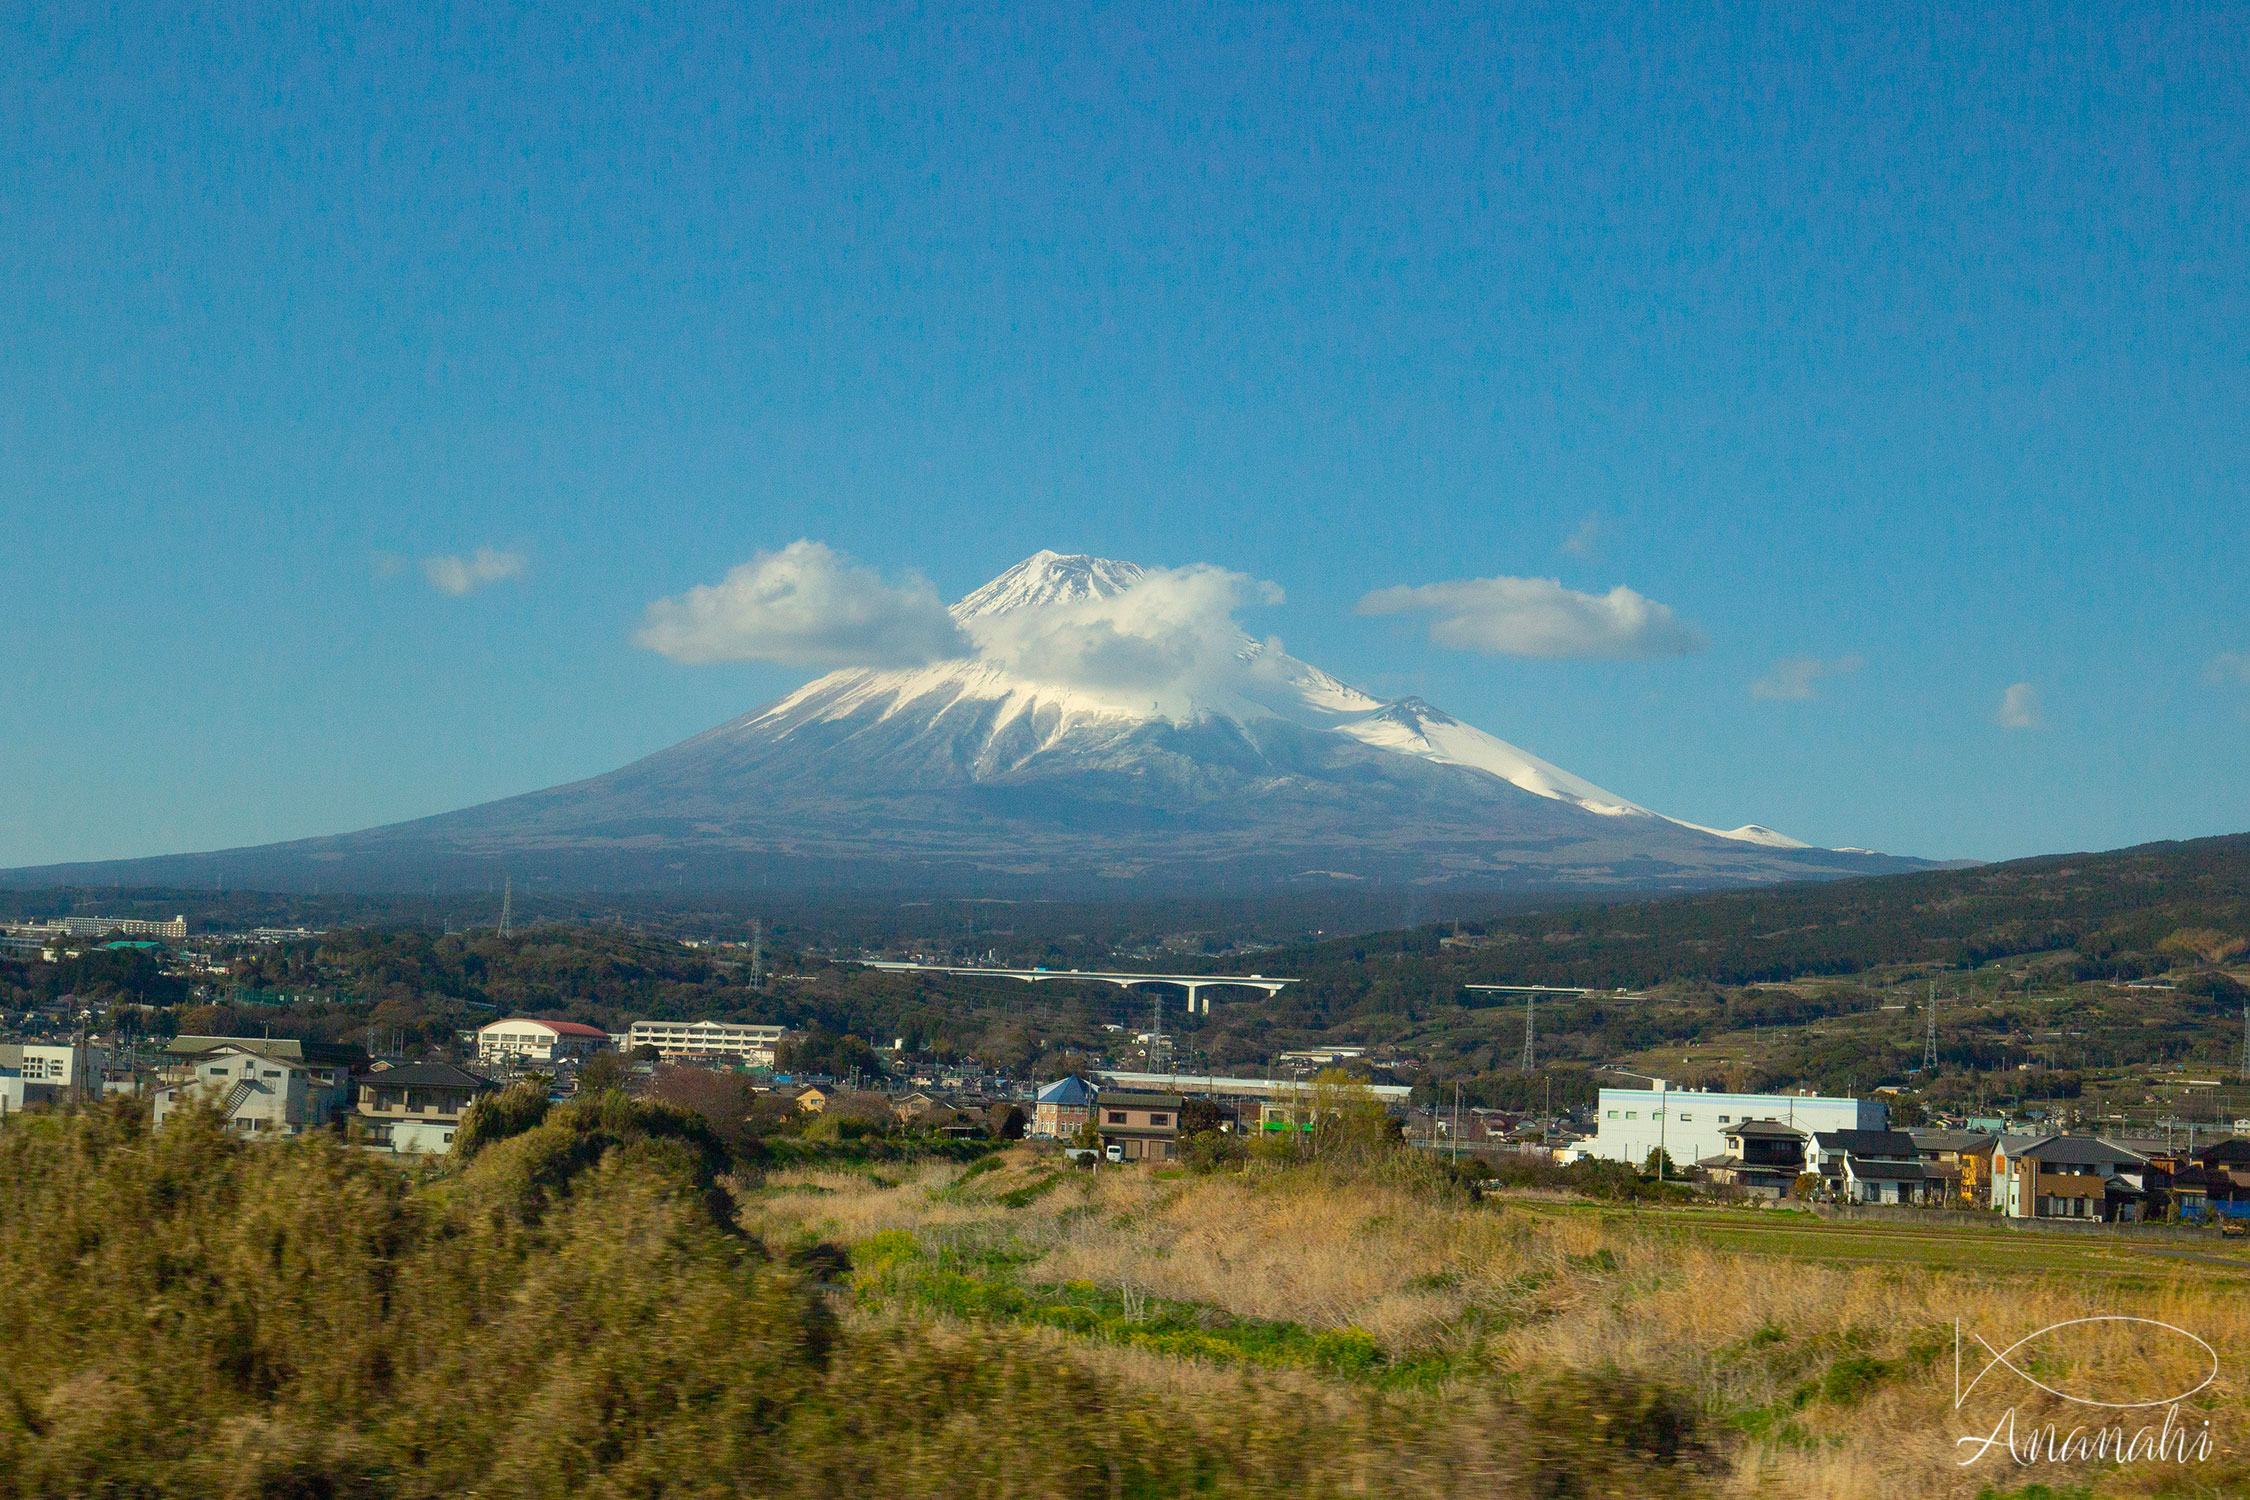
<box><xmin>1032</xmin><ymin>1075</ymin><xmax>1096</xmax><ymax>1139</ymax></box>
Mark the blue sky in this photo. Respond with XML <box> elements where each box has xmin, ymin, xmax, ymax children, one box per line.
<box><xmin>4</xmin><ymin>2</ymin><xmax>2247</xmax><ymax>869</ymax></box>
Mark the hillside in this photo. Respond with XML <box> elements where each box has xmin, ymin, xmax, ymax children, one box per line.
<box><xmin>1255</xmin><ymin>831</ymin><xmax>2250</xmax><ymax>997</ymax></box>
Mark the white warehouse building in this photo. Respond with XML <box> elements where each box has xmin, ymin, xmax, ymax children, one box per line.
<box><xmin>624</xmin><ymin>1020</ymin><xmax>787</xmax><ymax>1066</ymax></box>
<box><xmin>1569</xmin><ymin>1084</ymin><xmax>1883</xmax><ymax>1169</ymax></box>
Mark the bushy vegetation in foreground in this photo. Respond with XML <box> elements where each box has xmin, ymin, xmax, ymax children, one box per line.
<box><xmin>0</xmin><ymin>1101</ymin><xmax>1710</xmax><ymax>1499</ymax></box>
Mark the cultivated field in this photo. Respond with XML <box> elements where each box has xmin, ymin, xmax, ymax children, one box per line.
<box><xmin>742</xmin><ymin>1147</ymin><xmax>2250</xmax><ymax>1500</ymax></box>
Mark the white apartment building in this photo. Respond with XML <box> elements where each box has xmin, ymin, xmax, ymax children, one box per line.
<box><xmin>625</xmin><ymin>1020</ymin><xmax>787</xmax><ymax>1065</ymax></box>
<box><xmin>1568</xmin><ymin>1084</ymin><xmax>1883</xmax><ymax>1170</ymax></box>
<box><xmin>2</xmin><ymin>914</ymin><xmax>187</xmax><ymax>939</ymax></box>
<box><xmin>475</xmin><ymin>1017</ymin><xmax>611</xmax><ymax>1068</ymax></box>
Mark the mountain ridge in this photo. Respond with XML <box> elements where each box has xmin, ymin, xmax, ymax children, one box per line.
<box><xmin>2</xmin><ymin>551</ymin><xmax>1942</xmax><ymax>895</ymax></box>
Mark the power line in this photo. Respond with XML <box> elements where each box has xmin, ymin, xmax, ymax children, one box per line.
<box><xmin>1923</xmin><ymin>983</ymin><xmax>1939</xmax><ymax>1072</ymax></box>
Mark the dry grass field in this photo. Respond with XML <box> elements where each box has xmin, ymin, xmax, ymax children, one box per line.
<box><xmin>742</xmin><ymin>1147</ymin><xmax>2250</xmax><ymax>1500</ymax></box>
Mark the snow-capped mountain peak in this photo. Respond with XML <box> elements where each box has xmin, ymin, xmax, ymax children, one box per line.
<box><xmin>731</xmin><ymin>552</ymin><xmax>1818</xmax><ymax>850</ymax></box>
<box><xmin>952</xmin><ymin>550</ymin><xmax>1147</xmax><ymax>620</ymax></box>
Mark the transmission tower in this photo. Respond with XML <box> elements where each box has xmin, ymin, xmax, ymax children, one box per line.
<box><xmin>499</xmin><ymin>876</ymin><xmax>513</xmax><ymax>938</ymax></box>
<box><xmin>1520</xmin><ymin>990</ymin><xmax>1536</xmax><ymax>1072</ymax></box>
<box><xmin>2239</xmin><ymin>997</ymin><xmax>2248</xmax><ymax>1084</ymax></box>
<box><xmin>1923</xmin><ymin>984</ymin><xmax>1939</xmax><ymax>1072</ymax></box>
<box><xmin>751</xmin><ymin>919</ymin><xmax>765</xmax><ymax>989</ymax></box>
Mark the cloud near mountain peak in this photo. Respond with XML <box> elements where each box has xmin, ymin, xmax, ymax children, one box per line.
<box><xmin>636</xmin><ymin>546</ymin><xmax>1284</xmax><ymax>709</ymax></box>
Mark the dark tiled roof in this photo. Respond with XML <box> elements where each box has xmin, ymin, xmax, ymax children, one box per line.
<box><xmin>1847</xmin><ymin>1160</ymin><xmax>1928</xmax><ymax>1181</ymax></box>
<box><xmin>1722</xmin><ymin>1119</ymin><xmax>1807</xmax><ymax>1138</ymax></box>
<box><xmin>362</xmin><ymin>1062</ymin><xmax>495</xmax><ymax>1091</ymax></box>
<box><xmin>1812</xmin><ymin>1130</ymin><xmax>1917</xmax><ymax>1157</ymax></box>
<box><xmin>168</xmin><ymin>1035</ymin><xmax>365</xmax><ymax>1067</ymax></box>
<box><xmin>1909</xmin><ymin>1129</ymin><xmax>1998</xmax><ymax>1154</ymax></box>
<box><xmin>2019</xmin><ymin>1136</ymin><xmax>2147</xmax><ymax>1166</ymax></box>
<box><xmin>1096</xmin><ymin>1091</ymin><xmax>1185</xmax><ymax>1110</ymax></box>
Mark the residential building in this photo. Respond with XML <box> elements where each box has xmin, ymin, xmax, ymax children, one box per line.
<box><xmin>1696</xmin><ymin>1120</ymin><xmax>1808</xmax><ymax>1198</ymax></box>
<box><xmin>354</xmin><ymin>1061</ymin><xmax>497</xmax><ymax>1155</ymax></box>
<box><xmin>2197</xmin><ymin>1138</ymin><xmax>2250</xmax><ymax>1201</ymax></box>
<box><xmin>1032</xmin><ymin>1075</ymin><xmax>1097</xmax><ymax>1138</ymax></box>
<box><xmin>1908</xmin><ymin>1129</ymin><xmax>1997</xmax><ymax>1206</ymax></box>
<box><xmin>1992</xmin><ymin>1135</ymin><xmax>2149</xmax><ymax>1220</ymax></box>
<box><xmin>624</xmin><ymin>1019</ymin><xmax>787</xmax><ymax>1065</ymax></box>
<box><xmin>1573</xmin><ymin>1085</ymin><xmax>1882</xmax><ymax>1170</ymax></box>
<box><xmin>163</xmin><ymin>1035</ymin><xmax>362</xmax><ymax>1087</ymax></box>
<box><xmin>474</xmin><ymin>1018</ymin><xmax>610</xmax><ymax>1069</ymax></box>
<box><xmin>1804</xmin><ymin>1129</ymin><xmax>1919</xmax><ymax>1179</ymax></box>
<box><xmin>151</xmin><ymin>1044</ymin><xmax>355</xmax><ymax>1137</ymax></box>
<box><xmin>1840</xmin><ymin>1156</ymin><xmax>1936</xmax><ymax>1205</ymax></box>
<box><xmin>1095</xmin><ymin>1089</ymin><xmax>1184</xmax><ymax>1163</ymax></box>
<box><xmin>0</xmin><ymin>1042</ymin><xmax>112</xmax><ymax>1109</ymax></box>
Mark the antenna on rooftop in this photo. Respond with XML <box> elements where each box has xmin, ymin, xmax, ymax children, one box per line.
<box><xmin>499</xmin><ymin>876</ymin><xmax>513</xmax><ymax>939</ymax></box>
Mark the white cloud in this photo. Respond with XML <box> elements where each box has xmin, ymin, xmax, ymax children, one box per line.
<box><xmin>1561</xmin><ymin>511</ymin><xmax>1603</xmax><ymax>558</ymax></box>
<box><xmin>421</xmin><ymin>547</ymin><xmax>525</xmax><ymax>596</ymax></box>
<box><xmin>2205</xmin><ymin>652</ymin><xmax>2250</xmax><ymax>686</ymax></box>
<box><xmin>634</xmin><ymin>540</ymin><xmax>968</xmax><ymax>669</ymax></box>
<box><xmin>965</xmin><ymin>563</ymin><xmax>1284</xmax><ymax>710</ymax></box>
<box><xmin>1749</xmin><ymin>654</ymin><xmax>1865</xmax><ymax>702</ymax></box>
<box><xmin>1996</xmin><ymin>682</ymin><xmax>2045</xmax><ymax>730</ymax></box>
<box><xmin>1354</xmin><ymin>575</ymin><xmax>1705</xmax><ymax>660</ymax></box>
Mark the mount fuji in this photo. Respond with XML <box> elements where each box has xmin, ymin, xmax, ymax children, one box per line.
<box><xmin>6</xmin><ymin>552</ymin><xmax>1937</xmax><ymax>894</ymax></box>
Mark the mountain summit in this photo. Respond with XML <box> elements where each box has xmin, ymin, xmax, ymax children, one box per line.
<box><xmin>5</xmin><ymin>552</ymin><xmax>1934</xmax><ymax>894</ymax></box>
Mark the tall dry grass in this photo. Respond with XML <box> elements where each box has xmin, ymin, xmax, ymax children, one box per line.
<box><xmin>745</xmin><ymin>1148</ymin><xmax>2250</xmax><ymax>1500</ymax></box>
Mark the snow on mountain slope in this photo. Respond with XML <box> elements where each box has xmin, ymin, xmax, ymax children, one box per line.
<box><xmin>733</xmin><ymin>551</ymin><xmax>1808</xmax><ymax>847</ymax></box>
<box><xmin>952</xmin><ymin>550</ymin><xmax>1149</xmax><ymax>617</ymax></box>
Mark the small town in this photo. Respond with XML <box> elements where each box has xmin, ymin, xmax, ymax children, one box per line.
<box><xmin>11</xmin><ymin>913</ymin><xmax>2250</xmax><ymax>1234</ymax></box>
<box><xmin>7</xmin><ymin>7</ymin><xmax>2246</xmax><ymax>1494</ymax></box>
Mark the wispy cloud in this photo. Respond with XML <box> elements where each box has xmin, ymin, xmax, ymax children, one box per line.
<box><xmin>635</xmin><ymin>545</ymin><xmax>1295</xmax><ymax>716</ymax></box>
<box><xmin>1355</xmin><ymin>575</ymin><xmax>1705</xmax><ymax>660</ymax></box>
<box><xmin>634</xmin><ymin>540</ymin><xmax>967</xmax><ymax>669</ymax></box>
<box><xmin>1996</xmin><ymin>682</ymin><xmax>2045</xmax><ymax>730</ymax></box>
<box><xmin>2205</xmin><ymin>652</ymin><xmax>2250</xmax><ymax>687</ymax></box>
<box><xmin>421</xmin><ymin>547</ymin><xmax>525</xmax><ymax>596</ymax></box>
<box><xmin>1561</xmin><ymin>511</ymin><xmax>1604</xmax><ymax>558</ymax></box>
<box><xmin>1749</xmin><ymin>654</ymin><xmax>1864</xmax><ymax>702</ymax></box>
